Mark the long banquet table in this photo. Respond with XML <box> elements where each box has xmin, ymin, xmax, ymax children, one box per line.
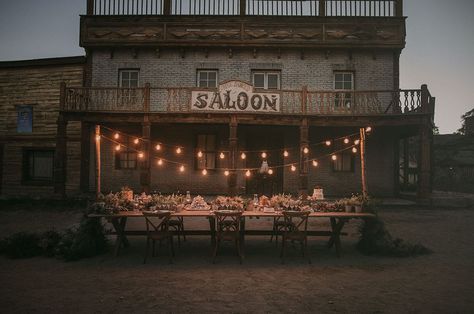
<box><xmin>88</xmin><ymin>210</ymin><xmax>376</xmax><ymax>257</ymax></box>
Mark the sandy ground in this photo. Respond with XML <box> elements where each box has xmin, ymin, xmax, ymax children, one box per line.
<box><xmin>0</xmin><ymin>206</ymin><xmax>473</xmax><ymax>314</ymax></box>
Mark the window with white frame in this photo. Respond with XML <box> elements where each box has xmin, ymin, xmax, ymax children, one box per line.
<box><xmin>119</xmin><ymin>69</ymin><xmax>139</xmax><ymax>88</ymax></box>
<box><xmin>252</xmin><ymin>71</ymin><xmax>280</xmax><ymax>90</ymax></box>
<box><xmin>196</xmin><ymin>134</ymin><xmax>217</xmax><ymax>170</ymax></box>
<box><xmin>334</xmin><ymin>72</ymin><xmax>354</xmax><ymax>108</ymax></box>
<box><xmin>197</xmin><ymin>70</ymin><xmax>218</xmax><ymax>88</ymax></box>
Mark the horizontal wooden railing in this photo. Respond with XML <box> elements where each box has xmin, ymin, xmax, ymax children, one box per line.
<box><xmin>62</xmin><ymin>85</ymin><xmax>430</xmax><ymax>116</ymax></box>
<box><xmin>87</xmin><ymin>0</ymin><xmax>403</xmax><ymax>17</ymax></box>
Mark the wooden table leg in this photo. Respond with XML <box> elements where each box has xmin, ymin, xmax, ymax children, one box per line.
<box><xmin>208</xmin><ymin>216</ymin><xmax>216</xmax><ymax>246</ymax></box>
<box><xmin>240</xmin><ymin>216</ymin><xmax>246</xmax><ymax>247</ymax></box>
<box><xmin>110</xmin><ymin>217</ymin><xmax>129</xmax><ymax>257</ymax></box>
<box><xmin>327</xmin><ymin>217</ymin><xmax>346</xmax><ymax>257</ymax></box>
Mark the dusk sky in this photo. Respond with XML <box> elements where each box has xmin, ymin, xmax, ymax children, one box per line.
<box><xmin>1</xmin><ymin>0</ymin><xmax>473</xmax><ymax>134</ymax></box>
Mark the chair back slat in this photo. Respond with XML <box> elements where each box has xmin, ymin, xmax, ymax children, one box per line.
<box><xmin>282</xmin><ymin>210</ymin><xmax>310</xmax><ymax>236</ymax></box>
<box><xmin>143</xmin><ymin>211</ymin><xmax>171</xmax><ymax>234</ymax></box>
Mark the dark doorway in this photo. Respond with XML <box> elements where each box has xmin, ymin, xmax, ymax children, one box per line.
<box><xmin>244</xmin><ymin>127</ymin><xmax>284</xmax><ymax>196</ymax></box>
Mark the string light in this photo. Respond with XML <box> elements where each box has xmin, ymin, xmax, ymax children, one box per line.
<box><xmin>261</xmin><ymin>152</ymin><xmax>267</xmax><ymax>159</ymax></box>
<box><xmin>344</xmin><ymin>138</ymin><xmax>349</xmax><ymax>144</ymax></box>
<box><xmin>179</xmin><ymin>165</ymin><xmax>185</xmax><ymax>172</ymax></box>
<box><xmin>138</xmin><ymin>152</ymin><xmax>144</xmax><ymax>159</ymax></box>
<box><xmin>268</xmin><ymin>169</ymin><xmax>274</xmax><ymax>175</ymax></box>
<box><xmin>245</xmin><ymin>170</ymin><xmax>251</xmax><ymax>177</ymax></box>
<box><xmin>202</xmin><ymin>169</ymin><xmax>207</xmax><ymax>175</ymax></box>
<box><xmin>312</xmin><ymin>160</ymin><xmax>318</xmax><ymax>167</ymax></box>
<box><xmin>331</xmin><ymin>154</ymin><xmax>337</xmax><ymax>161</ymax></box>
<box><xmin>224</xmin><ymin>170</ymin><xmax>230</xmax><ymax>176</ymax></box>
<box><xmin>155</xmin><ymin>144</ymin><xmax>161</xmax><ymax>151</ymax></box>
<box><xmin>241</xmin><ymin>152</ymin><xmax>246</xmax><ymax>160</ymax></box>
<box><xmin>114</xmin><ymin>133</ymin><xmax>120</xmax><ymax>140</ymax></box>
<box><xmin>290</xmin><ymin>165</ymin><xmax>297</xmax><ymax>172</ymax></box>
<box><xmin>95</xmin><ymin>135</ymin><xmax>101</xmax><ymax>142</ymax></box>
<box><xmin>133</xmin><ymin>138</ymin><xmax>139</xmax><ymax>145</ymax></box>
<box><xmin>354</xmin><ymin>139</ymin><xmax>360</xmax><ymax>145</ymax></box>
<box><xmin>325</xmin><ymin>140</ymin><xmax>331</xmax><ymax>146</ymax></box>
<box><xmin>366</xmin><ymin>126</ymin><xmax>372</xmax><ymax>132</ymax></box>
<box><xmin>352</xmin><ymin>147</ymin><xmax>358</xmax><ymax>153</ymax></box>
<box><xmin>176</xmin><ymin>147</ymin><xmax>182</xmax><ymax>154</ymax></box>
<box><xmin>220</xmin><ymin>152</ymin><xmax>225</xmax><ymax>159</ymax></box>
<box><xmin>303</xmin><ymin>147</ymin><xmax>309</xmax><ymax>154</ymax></box>
<box><xmin>283</xmin><ymin>150</ymin><xmax>289</xmax><ymax>157</ymax></box>
<box><xmin>197</xmin><ymin>151</ymin><xmax>203</xmax><ymax>158</ymax></box>
<box><xmin>115</xmin><ymin>144</ymin><xmax>121</xmax><ymax>151</ymax></box>
<box><xmin>157</xmin><ymin>159</ymin><xmax>163</xmax><ymax>166</ymax></box>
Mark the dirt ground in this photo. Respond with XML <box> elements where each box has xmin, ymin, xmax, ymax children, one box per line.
<box><xmin>0</xmin><ymin>206</ymin><xmax>473</xmax><ymax>314</ymax></box>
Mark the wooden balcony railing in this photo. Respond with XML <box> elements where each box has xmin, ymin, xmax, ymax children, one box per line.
<box><xmin>62</xmin><ymin>84</ymin><xmax>433</xmax><ymax>116</ymax></box>
<box><xmin>87</xmin><ymin>0</ymin><xmax>403</xmax><ymax>17</ymax></box>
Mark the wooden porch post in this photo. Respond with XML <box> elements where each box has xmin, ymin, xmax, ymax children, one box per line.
<box><xmin>94</xmin><ymin>125</ymin><xmax>101</xmax><ymax>198</ymax></box>
<box><xmin>87</xmin><ymin>0</ymin><xmax>94</xmax><ymax>15</ymax></box>
<box><xmin>395</xmin><ymin>0</ymin><xmax>404</xmax><ymax>17</ymax></box>
<box><xmin>360</xmin><ymin>128</ymin><xmax>368</xmax><ymax>198</ymax></box>
<box><xmin>80</xmin><ymin>121</ymin><xmax>91</xmax><ymax>193</ymax></box>
<box><xmin>141</xmin><ymin>83</ymin><xmax>151</xmax><ymax>193</ymax></box>
<box><xmin>418</xmin><ymin>84</ymin><xmax>433</xmax><ymax>200</ymax></box>
<box><xmin>403</xmin><ymin>138</ymin><xmax>409</xmax><ymax>188</ymax></box>
<box><xmin>163</xmin><ymin>0</ymin><xmax>172</xmax><ymax>15</ymax></box>
<box><xmin>393</xmin><ymin>137</ymin><xmax>400</xmax><ymax>197</ymax></box>
<box><xmin>54</xmin><ymin>114</ymin><xmax>68</xmax><ymax>197</ymax></box>
<box><xmin>319</xmin><ymin>0</ymin><xmax>326</xmax><ymax>17</ymax></box>
<box><xmin>228</xmin><ymin>116</ymin><xmax>238</xmax><ymax>196</ymax></box>
<box><xmin>299</xmin><ymin>118</ymin><xmax>309</xmax><ymax>197</ymax></box>
<box><xmin>240</xmin><ymin>0</ymin><xmax>246</xmax><ymax>16</ymax></box>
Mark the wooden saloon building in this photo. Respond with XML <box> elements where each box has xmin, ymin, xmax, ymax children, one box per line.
<box><xmin>0</xmin><ymin>0</ymin><xmax>435</xmax><ymax>199</ymax></box>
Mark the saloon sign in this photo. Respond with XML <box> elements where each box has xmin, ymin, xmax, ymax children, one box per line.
<box><xmin>191</xmin><ymin>80</ymin><xmax>280</xmax><ymax>113</ymax></box>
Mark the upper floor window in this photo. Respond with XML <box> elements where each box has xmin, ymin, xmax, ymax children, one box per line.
<box><xmin>334</xmin><ymin>72</ymin><xmax>354</xmax><ymax>108</ymax></box>
<box><xmin>196</xmin><ymin>134</ymin><xmax>217</xmax><ymax>170</ymax></box>
<box><xmin>252</xmin><ymin>71</ymin><xmax>280</xmax><ymax>90</ymax></box>
<box><xmin>197</xmin><ymin>70</ymin><xmax>218</xmax><ymax>88</ymax></box>
<box><xmin>22</xmin><ymin>149</ymin><xmax>54</xmax><ymax>184</ymax></box>
<box><xmin>115</xmin><ymin>138</ymin><xmax>138</xmax><ymax>170</ymax></box>
<box><xmin>17</xmin><ymin>105</ymin><xmax>33</xmax><ymax>133</ymax></box>
<box><xmin>119</xmin><ymin>69</ymin><xmax>139</xmax><ymax>88</ymax></box>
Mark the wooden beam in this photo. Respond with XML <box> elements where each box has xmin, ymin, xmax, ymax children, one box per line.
<box><xmin>80</xmin><ymin>121</ymin><xmax>91</xmax><ymax>193</ymax></box>
<box><xmin>87</xmin><ymin>0</ymin><xmax>94</xmax><ymax>15</ymax></box>
<box><xmin>393</xmin><ymin>137</ymin><xmax>400</xmax><ymax>197</ymax></box>
<box><xmin>299</xmin><ymin>118</ymin><xmax>309</xmax><ymax>197</ymax></box>
<box><xmin>163</xmin><ymin>0</ymin><xmax>171</xmax><ymax>15</ymax></box>
<box><xmin>403</xmin><ymin>137</ymin><xmax>409</xmax><ymax>188</ymax></box>
<box><xmin>417</xmin><ymin>123</ymin><xmax>433</xmax><ymax>200</ymax></box>
<box><xmin>319</xmin><ymin>0</ymin><xmax>326</xmax><ymax>17</ymax></box>
<box><xmin>395</xmin><ymin>0</ymin><xmax>404</xmax><ymax>17</ymax></box>
<box><xmin>240</xmin><ymin>0</ymin><xmax>246</xmax><ymax>16</ymax></box>
<box><xmin>54</xmin><ymin>114</ymin><xmax>67</xmax><ymax>197</ymax></box>
<box><xmin>228</xmin><ymin>116</ymin><xmax>238</xmax><ymax>196</ymax></box>
<box><xmin>94</xmin><ymin>125</ymin><xmax>101</xmax><ymax>198</ymax></box>
<box><xmin>140</xmin><ymin>118</ymin><xmax>151</xmax><ymax>193</ymax></box>
<box><xmin>359</xmin><ymin>128</ymin><xmax>368</xmax><ymax>198</ymax></box>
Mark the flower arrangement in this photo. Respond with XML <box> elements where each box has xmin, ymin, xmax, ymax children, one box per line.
<box><xmin>212</xmin><ymin>196</ymin><xmax>244</xmax><ymax>211</ymax></box>
<box><xmin>270</xmin><ymin>194</ymin><xmax>293</xmax><ymax>209</ymax></box>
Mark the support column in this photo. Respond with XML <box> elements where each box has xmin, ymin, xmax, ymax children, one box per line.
<box><xmin>94</xmin><ymin>125</ymin><xmax>101</xmax><ymax>198</ymax></box>
<box><xmin>403</xmin><ymin>138</ymin><xmax>409</xmax><ymax>188</ymax></box>
<box><xmin>80</xmin><ymin>121</ymin><xmax>91</xmax><ymax>193</ymax></box>
<box><xmin>140</xmin><ymin>118</ymin><xmax>151</xmax><ymax>194</ymax></box>
<box><xmin>393</xmin><ymin>137</ymin><xmax>400</xmax><ymax>197</ymax></box>
<box><xmin>54</xmin><ymin>84</ymin><xmax>68</xmax><ymax>197</ymax></box>
<box><xmin>360</xmin><ymin>128</ymin><xmax>368</xmax><ymax>198</ymax></box>
<box><xmin>228</xmin><ymin>116</ymin><xmax>238</xmax><ymax>196</ymax></box>
<box><xmin>299</xmin><ymin>118</ymin><xmax>309</xmax><ymax>197</ymax></box>
<box><xmin>418</xmin><ymin>123</ymin><xmax>433</xmax><ymax>199</ymax></box>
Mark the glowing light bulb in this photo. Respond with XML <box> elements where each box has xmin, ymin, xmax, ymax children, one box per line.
<box><xmin>176</xmin><ymin>147</ymin><xmax>182</xmax><ymax>154</ymax></box>
<box><xmin>291</xmin><ymin>165</ymin><xmax>297</xmax><ymax>172</ymax></box>
<box><xmin>197</xmin><ymin>151</ymin><xmax>203</xmax><ymax>158</ymax></box>
<box><xmin>261</xmin><ymin>152</ymin><xmax>267</xmax><ymax>159</ymax></box>
<box><xmin>344</xmin><ymin>138</ymin><xmax>349</xmax><ymax>144</ymax></box>
<box><xmin>354</xmin><ymin>139</ymin><xmax>360</xmax><ymax>145</ymax></box>
<box><xmin>245</xmin><ymin>170</ymin><xmax>251</xmax><ymax>177</ymax></box>
<box><xmin>224</xmin><ymin>170</ymin><xmax>230</xmax><ymax>176</ymax></box>
<box><xmin>114</xmin><ymin>133</ymin><xmax>120</xmax><ymax>140</ymax></box>
<box><xmin>312</xmin><ymin>160</ymin><xmax>318</xmax><ymax>167</ymax></box>
<box><xmin>179</xmin><ymin>165</ymin><xmax>185</xmax><ymax>172</ymax></box>
<box><xmin>268</xmin><ymin>169</ymin><xmax>274</xmax><ymax>175</ymax></box>
<box><xmin>220</xmin><ymin>152</ymin><xmax>225</xmax><ymax>159</ymax></box>
<box><xmin>331</xmin><ymin>155</ymin><xmax>337</xmax><ymax>161</ymax></box>
<box><xmin>155</xmin><ymin>144</ymin><xmax>161</xmax><ymax>151</ymax></box>
<box><xmin>202</xmin><ymin>169</ymin><xmax>207</xmax><ymax>175</ymax></box>
<box><xmin>133</xmin><ymin>138</ymin><xmax>139</xmax><ymax>145</ymax></box>
<box><xmin>283</xmin><ymin>150</ymin><xmax>289</xmax><ymax>157</ymax></box>
<box><xmin>303</xmin><ymin>147</ymin><xmax>309</xmax><ymax>154</ymax></box>
<box><xmin>241</xmin><ymin>152</ymin><xmax>246</xmax><ymax>160</ymax></box>
<box><xmin>95</xmin><ymin>135</ymin><xmax>101</xmax><ymax>141</ymax></box>
<box><xmin>115</xmin><ymin>145</ymin><xmax>121</xmax><ymax>151</ymax></box>
<box><xmin>138</xmin><ymin>152</ymin><xmax>144</xmax><ymax>159</ymax></box>
<box><xmin>157</xmin><ymin>159</ymin><xmax>163</xmax><ymax>166</ymax></box>
<box><xmin>352</xmin><ymin>147</ymin><xmax>358</xmax><ymax>153</ymax></box>
<box><xmin>325</xmin><ymin>140</ymin><xmax>331</xmax><ymax>146</ymax></box>
<box><xmin>366</xmin><ymin>126</ymin><xmax>372</xmax><ymax>132</ymax></box>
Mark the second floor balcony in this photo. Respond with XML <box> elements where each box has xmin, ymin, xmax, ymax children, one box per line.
<box><xmin>61</xmin><ymin>83</ymin><xmax>434</xmax><ymax>118</ymax></box>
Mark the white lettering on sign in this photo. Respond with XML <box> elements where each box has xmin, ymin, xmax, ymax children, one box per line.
<box><xmin>191</xmin><ymin>80</ymin><xmax>280</xmax><ymax>113</ymax></box>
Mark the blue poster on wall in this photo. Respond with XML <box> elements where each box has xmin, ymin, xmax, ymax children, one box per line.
<box><xmin>17</xmin><ymin>105</ymin><xmax>33</xmax><ymax>133</ymax></box>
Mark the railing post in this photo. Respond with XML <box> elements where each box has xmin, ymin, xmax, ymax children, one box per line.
<box><xmin>421</xmin><ymin>84</ymin><xmax>429</xmax><ymax>114</ymax></box>
<box><xmin>60</xmin><ymin>82</ymin><xmax>66</xmax><ymax>111</ymax></box>
<box><xmin>163</xmin><ymin>0</ymin><xmax>172</xmax><ymax>15</ymax></box>
<box><xmin>395</xmin><ymin>0</ymin><xmax>403</xmax><ymax>17</ymax></box>
<box><xmin>87</xmin><ymin>0</ymin><xmax>94</xmax><ymax>15</ymax></box>
<box><xmin>144</xmin><ymin>83</ymin><xmax>151</xmax><ymax>112</ymax></box>
<box><xmin>240</xmin><ymin>0</ymin><xmax>247</xmax><ymax>16</ymax></box>
<box><xmin>319</xmin><ymin>0</ymin><xmax>326</xmax><ymax>17</ymax></box>
<box><xmin>301</xmin><ymin>85</ymin><xmax>308</xmax><ymax>114</ymax></box>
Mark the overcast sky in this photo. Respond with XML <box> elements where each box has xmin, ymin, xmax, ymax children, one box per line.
<box><xmin>1</xmin><ymin>0</ymin><xmax>473</xmax><ymax>134</ymax></box>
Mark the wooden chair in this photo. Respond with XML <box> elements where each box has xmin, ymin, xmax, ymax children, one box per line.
<box><xmin>270</xmin><ymin>216</ymin><xmax>293</xmax><ymax>246</ymax></box>
<box><xmin>212</xmin><ymin>211</ymin><xmax>243</xmax><ymax>264</ymax></box>
<box><xmin>280</xmin><ymin>211</ymin><xmax>311</xmax><ymax>264</ymax></box>
<box><xmin>143</xmin><ymin>211</ymin><xmax>174</xmax><ymax>264</ymax></box>
<box><xmin>168</xmin><ymin>217</ymin><xmax>186</xmax><ymax>247</ymax></box>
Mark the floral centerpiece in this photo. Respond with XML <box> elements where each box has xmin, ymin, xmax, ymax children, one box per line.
<box><xmin>212</xmin><ymin>196</ymin><xmax>245</xmax><ymax>211</ymax></box>
<box><xmin>187</xmin><ymin>195</ymin><xmax>210</xmax><ymax>211</ymax></box>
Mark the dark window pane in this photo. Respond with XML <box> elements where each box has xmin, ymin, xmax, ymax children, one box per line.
<box><xmin>208</xmin><ymin>71</ymin><xmax>216</xmax><ymax>80</ymax></box>
<box><xmin>267</xmin><ymin>74</ymin><xmax>279</xmax><ymax>89</ymax></box>
<box><xmin>344</xmin><ymin>73</ymin><xmax>353</xmax><ymax>82</ymax></box>
<box><xmin>344</xmin><ymin>81</ymin><xmax>352</xmax><ymax>90</ymax></box>
<box><xmin>254</xmin><ymin>74</ymin><xmax>265</xmax><ymax>88</ymax></box>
